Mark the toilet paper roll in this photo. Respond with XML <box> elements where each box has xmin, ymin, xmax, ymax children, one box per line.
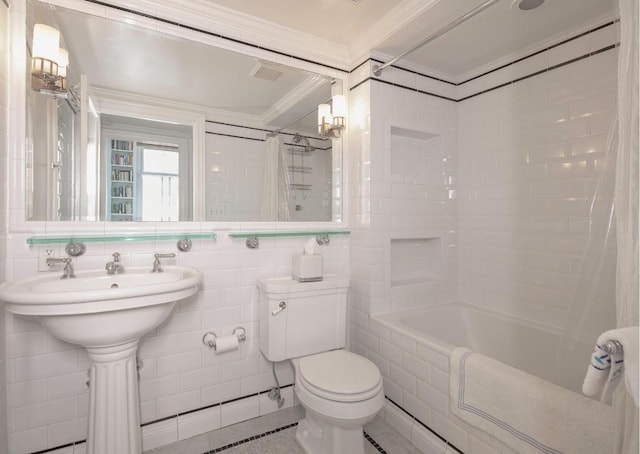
<box><xmin>214</xmin><ymin>335</ymin><xmax>239</xmax><ymax>353</ymax></box>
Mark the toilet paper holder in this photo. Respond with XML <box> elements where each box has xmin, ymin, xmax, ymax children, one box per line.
<box><xmin>202</xmin><ymin>327</ymin><xmax>246</xmax><ymax>350</ymax></box>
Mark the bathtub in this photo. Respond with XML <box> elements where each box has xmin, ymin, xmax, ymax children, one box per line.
<box><xmin>372</xmin><ymin>302</ymin><xmax>592</xmax><ymax>395</ymax></box>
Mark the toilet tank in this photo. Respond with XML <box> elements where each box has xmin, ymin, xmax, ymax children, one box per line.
<box><xmin>258</xmin><ymin>275</ymin><xmax>349</xmax><ymax>362</ymax></box>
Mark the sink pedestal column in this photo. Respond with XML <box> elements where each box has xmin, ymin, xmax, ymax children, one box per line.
<box><xmin>86</xmin><ymin>340</ymin><xmax>142</xmax><ymax>454</ymax></box>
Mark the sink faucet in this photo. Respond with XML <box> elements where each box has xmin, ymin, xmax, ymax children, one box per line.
<box><xmin>46</xmin><ymin>257</ymin><xmax>76</xmax><ymax>279</ymax></box>
<box><xmin>105</xmin><ymin>252</ymin><xmax>125</xmax><ymax>275</ymax></box>
<box><xmin>152</xmin><ymin>253</ymin><xmax>176</xmax><ymax>273</ymax></box>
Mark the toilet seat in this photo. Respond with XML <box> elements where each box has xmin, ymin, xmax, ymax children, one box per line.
<box><xmin>297</xmin><ymin>350</ymin><xmax>382</xmax><ymax>403</ymax></box>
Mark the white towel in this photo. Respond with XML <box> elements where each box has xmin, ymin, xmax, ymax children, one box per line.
<box><xmin>583</xmin><ymin>327</ymin><xmax>639</xmax><ymax>407</ymax></box>
<box><xmin>450</xmin><ymin>347</ymin><xmax>612</xmax><ymax>454</ymax></box>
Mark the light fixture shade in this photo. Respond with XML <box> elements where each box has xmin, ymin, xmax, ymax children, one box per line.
<box><xmin>318</xmin><ymin>103</ymin><xmax>331</xmax><ymax>124</ymax></box>
<box><xmin>331</xmin><ymin>95</ymin><xmax>347</xmax><ymax>118</ymax></box>
<box><xmin>57</xmin><ymin>48</ymin><xmax>69</xmax><ymax>77</ymax></box>
<box><xmin>33</xmin><ymin>24</ymin><xmax>60</xmax><ymax>62</ymax></box>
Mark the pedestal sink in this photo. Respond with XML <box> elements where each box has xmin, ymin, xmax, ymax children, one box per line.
<box><xmin>0</xmin><ymin>265</ymin><xmax>202</xmax><ymax>454</ymax></box>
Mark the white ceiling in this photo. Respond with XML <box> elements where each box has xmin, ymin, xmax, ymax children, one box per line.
<box><xmin>30</xmin><ymin>0</ymin><xmax>616</xmax><ymax>134</ymax></box>
<box><xmin>204</xmin><ymin>0</ymin><xmax>616</xmax><ymax>79</ymax></box>
<box><xmin>31</xmin><ymin>1</ymin><xmax>332</xmax><ymax>132</ymax></box>
<box><xmin>199</xmin><ymin>0</ymin><xmax>400</xmax><ymax>46</ymax></box>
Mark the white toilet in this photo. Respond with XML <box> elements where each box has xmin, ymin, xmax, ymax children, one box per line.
<box><xmin>258</xmin><ymin>275</ymin><xmax>385</xmax><ymax>454</ymax></box>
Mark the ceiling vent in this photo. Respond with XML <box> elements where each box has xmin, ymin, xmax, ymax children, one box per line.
<box><xmin>250</xmin><ymin>61</ymin><xmax>284</xmax><ymax>82</ymax></box>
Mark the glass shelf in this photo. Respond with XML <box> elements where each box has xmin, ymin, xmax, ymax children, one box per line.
<box><xmin>26</xmin><ymin>232</ymin><xmax>217</xmax><ymax>245</ymax></box>
<box><xmin>228</xmin><ymin>230</ymin><xmax>350</xmax><ymax>239</ymax></box>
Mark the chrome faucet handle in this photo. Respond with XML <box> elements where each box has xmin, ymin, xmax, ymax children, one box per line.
<box><xmin>105</xmin><ymin>252</ymin><xmax>125</xmax><ymax>275</ymax></box>
<box><xmin>113</xmin><ymin>252</ymin><xmax>124</xmax><ymax>273</ymax></box>
<box><xmin>46</xmin><ymin>257</ymin><xmax>75</xmax><ymax>279</ymax></box>
<box><xmin>62</xmin><ymin>259</ymin><xmax>76</xmax><ymax>279</ymax></box>
<box><xmin>152</xmin><ymin>253</ymin><xmax>176</xmax><ymax>273</ymax></box>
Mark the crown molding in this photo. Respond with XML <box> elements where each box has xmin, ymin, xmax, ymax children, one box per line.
<box><xmin>90</xmin><ymin>87</ymin><xmax>265</xmax><ymax>127</ymax></box>
<box><xmin>349</xmin><ymin>0</ymin><xmax>440</xmax><ymax>67</ymax></box>
<box><xmin>67</xmin><ymin>0</ymin><xmax>352</xmax><ymax>71</ymax></box>
<box><xmin>44</xmin><ymin>0</ymin><xmax>439</xmax><ymax>72</ymax></box>
<box><xmin>260</xmin><ymin>75</ymin><xmax>328</xmax><ymax>126</ymax></box>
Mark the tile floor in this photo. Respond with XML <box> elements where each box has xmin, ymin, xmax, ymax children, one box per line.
<box><xmin>145</xmin><ymin>406</ymin><xmax>423</xmax><ymax>454</ymax></box>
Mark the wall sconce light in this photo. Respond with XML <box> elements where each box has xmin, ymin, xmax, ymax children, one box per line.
<box><xmin>318</xmin><ymin>94</ymin><xmax>347</xmax><ymax>138</ymax></box>
<box><xmin>31</xmin><ymin>24</ymin><xmax>68</xmax><ymax>97</ymax></box>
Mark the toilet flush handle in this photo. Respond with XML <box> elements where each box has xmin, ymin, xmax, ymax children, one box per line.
<box><xmin>271</xmin><ymin>301</ymin><xmax>286</xmax><ymax>316</ymax></box>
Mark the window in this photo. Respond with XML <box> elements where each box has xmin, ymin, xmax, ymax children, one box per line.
<box><xmin>139</xmin><ymin>144</ymin><xmax>180</xmax><ymax>221</ymax></box>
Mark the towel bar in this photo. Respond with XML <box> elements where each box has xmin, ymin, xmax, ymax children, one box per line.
<box><xmin>601</xmin><ymin>339</ymin><xmax>623</xmax><ymax>354</ymax></box>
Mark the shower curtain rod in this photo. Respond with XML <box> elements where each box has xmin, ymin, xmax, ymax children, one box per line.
<box><xmin>372</xmin><ymin>0</ymin><xmax>502</xmax><ymax>76</ymax></box>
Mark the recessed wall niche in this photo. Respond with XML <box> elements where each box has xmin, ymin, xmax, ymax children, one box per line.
<box><xmin>390</xmin><ymin>237</ymin><xmax>441</xmax><ymax>287</ymax></box>
<box><xmin>390</xmin><ymin>126</ymin><xmax>441</xmax><ymax>183</ymax></box>
<box><xmin>389</xmin><ymin>236</ymin><xmax>442</xmax><ymax>311</ymax></box>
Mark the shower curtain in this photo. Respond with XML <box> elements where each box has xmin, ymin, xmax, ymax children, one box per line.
<box><xmin>613</xmin><ymin>0</ymin><xmax>639</xmax><ymax>451</ymax></box>
<box><xmin>259</xmin><ymin>136</ymin><xmax>290</xmax><ymax>221</ymax></box>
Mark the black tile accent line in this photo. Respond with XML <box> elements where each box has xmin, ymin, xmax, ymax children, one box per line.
<box><xmin>204</xmin><ymin>423</ymin><xmax>388</xmax><ymax>454</ymax></box>
<box><xmin>206</xmin><ymin>120</ymin><xmax>274</xmax><ymax>134</ymax></box>
<box><xmin>460</xmin><ymin>20</ymin><xmax>618</xmax><ymax>85</ymax></box>
<box><xmin>360</xmin><ymin>21</ymin><xmax>617</xmax><ymax>87</ymax></box>
<box><xmin>207</xmin><ymin>422</ymin><xmax>299</xmax><ymax>453</ymax></box>
<box><xmin>350</xmin><ymin>57</ymin><xmax>376</xmax><ymax>75</ymax></box>
<box><xmin>204</xmin><ymin>131</ymin><xmax>332</xmax><ymax>150</ymax></box>
<box><xmin>456</xmin><ymin>44</ymin><xmax>618</xmax><ymax>102</ymax></box>
<box><xmin>206</xmin><ymin>131</ymin><xmax>265</xmax><ymax>142</ymax></box>
<box><xmin>370</xmin><ymin>57</ymin><xmax>458</xmax><ymax>86</ymax></box>
<box><xmin>31</xmin><ymin>442</ymin><xmax>76</xmax><ymax>454</ymax></box>
<box><xmin>205</xmin><ymin>120</ymin><xmax>330</xmax><ymax>143</ymax></box>
<box><xmin>386</xmin><ymin>397</ymin><xmax>465</xmax><ymax>454</ymax></box>
<box><xmin>147</xmin><ymin>384</ymin><xmax>295</xmax><ymax>426</ymax></box>
<box><xmin>354</xmin><ymin>44</ymin><xmax>617</xmax><ymax>106</ymax></box>
<box><xmin>78</xmin><ymin>1</ymin><xmax>613</xmax><ymax>98</ymax></box>
<box><xmin>364</xmin><ymin>431</ymin><xmax>388</xmax><ymax>454</ymax></box>
<box><xmin>350</xmin><ymin>76</ymin><xmax>458</xmax><ymax>103</ymax></box>
<box><xmin>349</xmin><ymin>75</ymin><xmax>458</xmax><ymax>102</ymax></box>
<box><xmin>31</xmin><ymin>385</ymin><xmax>295</xmax><ymax>454</ymax></box>
<box><xmin>82</xmin><ymin>0</ymin><xmax>348</xmax><ymax>74</ymax></box>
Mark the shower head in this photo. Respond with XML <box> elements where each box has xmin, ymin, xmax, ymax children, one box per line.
<box><xmin>293</xmin><ymin>133</ymin><xmax>315</xmax><ymax>152</ymax></box>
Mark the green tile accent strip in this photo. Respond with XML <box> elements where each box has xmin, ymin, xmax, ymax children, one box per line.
<box><xmin>227</xmin><ymin>230</ymin><xmax>350</xmax><ymax>239</ymax></box>
<box><xmin>26</xmin><ymin>232</ymin><xmax>217</xmax><ymax>245</ymax></box>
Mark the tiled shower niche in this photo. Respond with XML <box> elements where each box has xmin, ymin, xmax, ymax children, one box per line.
<box><xmin>386</xmin><ymin>124</ymin><xmax>449</xmax><ymax>311</ymax></box>
<box><xmin>390</xmin><ymin>237</ymin><xmax>442</xmax><ymax>311</ymax></box>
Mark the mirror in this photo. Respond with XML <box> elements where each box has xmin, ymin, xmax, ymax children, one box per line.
<box><xmin>25</xmin><ymin>0</ymin><xmax>341</xmax><ymax>223</ymax></box>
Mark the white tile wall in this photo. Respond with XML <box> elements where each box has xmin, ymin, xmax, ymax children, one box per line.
<box><xmin>204</xmin><ymin>123</ymin><xmax>333</xmax><ymax>222</ymax></box>
<box><xmin>349</xmin><ymin>73</ymin><xmax>458</xmax><ymax>317</ymax></box>
<box><xmin>0</xmin><ymin>2</ymin><xmax>9</xmax><ymax>453</ymax></box>
<box><xmin>457</xmin><ymin>46</ymin><xmax>618</xmax><ymax>328</ymax></box>
<box><xmin>349</xmin><ymin>22</ymin><xmax>618</xmax><ymax>454</ymax></box>
<box><xmin>2</xmin><ymin>12</ymin><xmax>619</xmax><ymax>454</ymax></box>
<box><xmin>204</xmin><ymin>127</ymin><xmax>265</xmax><ymax>222</ymax></box>
<box><xmin>4</xmin><ymin>233</ymin><xmax>348</xmax><ymax>453</ymax></box>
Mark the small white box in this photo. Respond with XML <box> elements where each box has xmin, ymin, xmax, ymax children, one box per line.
<box><xmin>292</xmin><ymin>253</ymin><xmax>323</xmax><ymax>282</ymax></box>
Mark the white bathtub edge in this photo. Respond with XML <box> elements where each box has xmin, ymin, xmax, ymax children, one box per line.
<box><xmin>380</xmin><ymin>398</ymin><xmax>448</xmax><ymax>454</ymax></box>
<box><xmin>371</xmin><ymin>312</ymin><xmax>454</xmax><ymax>357</ymax></box>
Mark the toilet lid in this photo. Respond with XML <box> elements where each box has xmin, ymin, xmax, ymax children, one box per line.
<box><xmin>298</xmin><ymin>350</ymin><xmax>382</xmax><ymax>402</ymax></box>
